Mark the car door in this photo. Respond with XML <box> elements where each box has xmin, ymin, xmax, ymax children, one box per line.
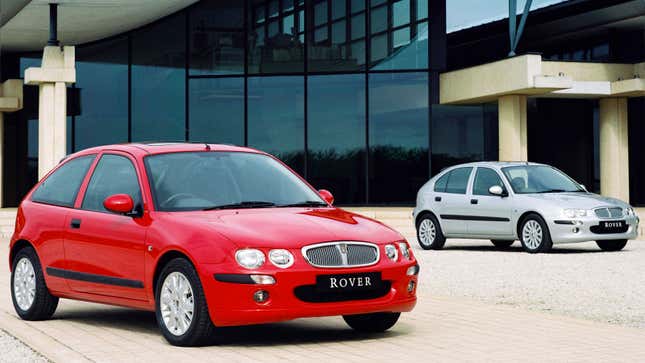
<box><xmin>436</xmin><ymin>167</ymin><xmax>474</xmax><ymax>236</ymax></box>
<box><xmin>467</xmin><ymin>167</ymin><xmax>514</xmax><ymax>237</ymax></box>
<box><xmin>63</xmin><ymin>152</ymin><xmax>148</xmax><ymax>301</ymax></box>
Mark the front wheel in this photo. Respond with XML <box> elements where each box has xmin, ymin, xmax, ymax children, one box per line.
<box><xmin>343</xmin><ymin>312</ymin><xmax>400</xmax><ymax>333</ymax></box>
<box><xmin>596</xmin><ymin>240</ymin><xmax>628</xmax><ymax>252</ymax></box>
<box><xmin>519</xmin><ymin>214</ymin><xmax>553</xmax><ymax>253</ymax></box>
<box><xmin>416</xmin><ymin>214</ymin><xmax>446</xmax><ymax>250</ymax></box>
<box><xmin>11</xmin><ymin>247</ymin><xmax>58</xmax><ymax>320</ymax></box>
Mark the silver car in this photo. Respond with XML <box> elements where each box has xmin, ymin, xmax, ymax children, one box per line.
<box><xmin>413</xmin><ymin>162</ymin><xmax>639</xmax><ymax>253</ymax></box>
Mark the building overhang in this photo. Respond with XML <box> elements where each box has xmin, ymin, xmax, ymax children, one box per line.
<box><xmin>440</xmin><ymin>54</ymin><xmax>645</xmax><ymax>104</ymax></box>
<box><xmin>0</xmin><ymin>80</ymin><xmax>24</xmax><ymax>112</ymax></box>
<box><xmin>0</xmin><ymin>0</ymin><xmax>198</xmax><ymax>52</ymax></box>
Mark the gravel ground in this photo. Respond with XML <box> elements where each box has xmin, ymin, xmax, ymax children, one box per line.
<box><xmin>413</xmin><ymin>238</ymin><xmax>645</xmax><ymax>328</ymax></box>
<box><xmin>0</xmin><ymin>329</ymin><xmax>48</xmax><ymax>363</ymax></box>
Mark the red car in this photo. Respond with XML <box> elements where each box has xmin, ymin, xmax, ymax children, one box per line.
<box><xmin>9</xmin><ymin>143</ymin><xmax>418</xmax><ymax>346</ymax></box>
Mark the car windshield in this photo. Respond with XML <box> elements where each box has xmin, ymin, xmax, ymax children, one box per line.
<box><xmin>501</xmin><ymin>165</ymin><xmax>584</xmax><ymax>194</ymax></box>
<box><xmin>145</xmin><ymin>151</ymin><xmax>326</xmax><ymax>211</ymax></box>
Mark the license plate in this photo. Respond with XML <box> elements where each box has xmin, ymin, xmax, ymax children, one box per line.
<box><xmin>316</xmin><ymin>272</ymin><xmax>382</xmax><ymax>291</ymax></box>
<box><xmin>600</xmin><ymin>220</ymin><xmax>626</xmax><ymax>229</ymax></box>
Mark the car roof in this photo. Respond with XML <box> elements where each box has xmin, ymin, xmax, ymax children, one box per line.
<box><xmin>69</xmin><ymin>142</ymin><xmax>266</xmax><ymax>159</ymax></box>
<box><xmin>440</xmin><ymin>161</ymin><xmax>547</xmax><ymax>171</ymax></box>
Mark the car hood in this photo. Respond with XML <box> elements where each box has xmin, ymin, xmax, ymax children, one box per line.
<box><xmin>521</xmin><ymin>192</ymin><xmax>629</xmax><ymax>209</ymax></box>
<box><xmin>165</xmin><ymin>207</ymin><xmax>403</xmax><ymax>249</ymax></box>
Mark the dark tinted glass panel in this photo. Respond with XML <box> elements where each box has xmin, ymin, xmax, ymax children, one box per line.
<box><xmin>249</xmin><ymin>0</ymin><xmax>305</xmax><ymax>74</ymax></box>
<box><xmin>308</xmin><ymin>0</ymin><xmax>366</xmax><ymax>72</ymax></box>
<box><xmin>75</xmin><ymin>37</ymin><xmax>129</xmax><ymax>150</ymax></box>
<box><xmin>32</xmin><ymin>155</ymin><xmax>95</xmax><ymax>207</ymax></box>
<box><xmin>189</xmin><ymin>78</ymin><xmax>244</xmax><ymax>145</ymax></box>
<box><xmin>431</xmin><ymin>103</ymin><xmax>498</xmax><ymax>176</ymax></box>
<box><xmin>392</xmin><ymin>0</ymin><xmax>410</xmax><ymax>27</ymax></box>
<box><xmin>473</xmin><ymin>168</ymin><xmax>504</xmax><ymax>196</ymax></box>
<box><xmin>132</xmin><ymin>14</ymin><xmax>186</xmax><ymax>142</ymax></box>
<box><xmin>434</xmin><ymin>173</ymin><xmax>448</xmax><ymax>192</ymax></box>
<box><xmin>308</xmin><ymin>74</ymin><xmax>366</xmax><ymax>204</ymax></box>
<box><xmin>248</xmin><ymin>77</ymin><xmax>305</xmax><ymax>174</ymax></box>
<box><xmin>370</xmin><ymin>6</ymin><xmax>387</xmax><ymax>34</ymax></box>
<box><xmin>369</xmin><ymin>72</ymin><xmax>428</xmax><ymax>204</ymax></box>
<box><xmin>82</xmin><ymin>155</ymin><xmax>142</xmax><ymax>212</ymax></box>
<box><xmin>351</xmin><ymin>0</ymin><xmax>365</xmax><ymax>13</ymax></box>
<box><xmin>627</xmin><ymin>98</ymin><xmax>645</xmax><ymax>205</ymax></box>
<box><xmin>189</xmin><ymin>0</ymin><xmax>244</xmax><ymax>75</ymax></box>
<box><xmin>445</xmin><ymin>167</ymin><xmax>472</xmax><ymax>194</ymax></box>
<box><xmin>417</xmin><ymin>0</ymin><xmax>428</xmax><ymax>19</ymax></box>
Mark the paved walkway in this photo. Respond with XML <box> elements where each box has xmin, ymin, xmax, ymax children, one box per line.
<box><xmin>2</xmin><ymin>241</ymin><xmax>645</xmax><ymax>362</ymax></box>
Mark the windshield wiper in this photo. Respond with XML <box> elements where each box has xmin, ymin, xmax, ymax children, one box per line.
<box><xmin>202</xmin><ymin>201</ymin><xmax>276</xmax><ymax>210</ymax></box>
<box><xmin>279</xmin><ymin>201</ymin><xmax>328</xmax><ymax>207</ymax></box>
<box><xmin>536</xmin><ymin>189</ymin><xmax>567</xmax><ymax>193</ymax></box>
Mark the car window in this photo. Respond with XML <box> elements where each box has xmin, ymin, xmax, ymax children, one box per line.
<box><xmin>445</xmin><ymin>167</ymin><xmax>472</xmax><ymax>194</ymax></box>
<box><xmin>82</xmin><ymin>154</ymin><xmax>142</xmax><ymax>213</ymax></box>
<box><xmin>32</xmin><ymin>155</ymin><xmax>95</xmax><ymax>207</ymax></box>
<box><xmin>433</xmin><ymin>173</ymin><xmax>449</xmax><ymax>192</ymax></box>
<box><xmin>473</xmin><ymin>168</ymin><xmax>505</xmax><ymax>196</ymax></box>
<box><xmin>502</xmin><ymin>165</ymin><xmax>583</xmax><ymax>194</ymax></box>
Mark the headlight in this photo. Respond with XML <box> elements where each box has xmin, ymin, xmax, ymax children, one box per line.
<box><xmin>385</xmin><ymin>244</ymin><xmax>398</xmax><ymax>261</ymax></box>
<box><xmin>624</xmin><ymin>207</ymin><xmax>635</xmax><ymax>217</ymax></box>
<box><xmin>268</xmin><ymin>249</ymin><xmax>294</xmax><ymax>268</ymax></box>
<box><xmin>398</xmin><ymin>242</ymin><xmax>410</xmax><ymax>260</ymax></box>
<box><xmin>562</xmin><ymin>208</ymin><xmax>587</xmax><ymax>218</ymax></box>
<box><xmin>235</xmin><ymin>249</ymin><xmax>265</xmax><ymax>269</ymax></box>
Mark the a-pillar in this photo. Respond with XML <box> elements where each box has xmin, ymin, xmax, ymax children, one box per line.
<box><xmin>498</xmin><ymin>95</ymin><xmax>528</xmax><ymax>161</ymax></box>
<box><xmin>599</xmin><ymin>98</ymin><xmax>630</xmax><ymax>202</ymax></box>
<box><xmin>0</xmin><ymin>80</ymin><xmax>24</xmax><ymax>207</ymax></box>
<box><xmin>24</xmin><ymin>46</ymin><xmax>76</xmax><ymax>179</ymax></box>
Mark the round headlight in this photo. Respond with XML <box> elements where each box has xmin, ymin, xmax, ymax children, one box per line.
<box><xmin>385</xmin><ymin>244</ymin><xmax>398</xmax><ymax>261</ymax></box>
<box><xmin>398</xmin><ymin>242</ymin><xmax>410</xmax><ymax>260</ymax></box>
<box><xmin>235</xmin><ymin>249</ymin><xmax>265</xmax><ymax>269</ymax></box>
<box><xmin>268</xmin><ymin>249</ymin><xmax>294</xmax><ymax>268</ymax></box>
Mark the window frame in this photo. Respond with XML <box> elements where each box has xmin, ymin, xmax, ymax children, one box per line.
<box><xmin>441</xmin><ymin>167</ymin><xmax>473</xmax><ymax>195</ymax></box>
<box><xmin>30</xmin><ymin>154</ymin><xmax>97</xmax><ymax>209</ymax></box>
<box><xmin>472</xmin><ymin>167</ymin><xmax>506</xmax><ymax>197</ymax></box>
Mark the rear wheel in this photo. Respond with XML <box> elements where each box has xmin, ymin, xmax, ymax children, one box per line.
<box><xmin>416</xmin><ymin>214</ymin><xmax>446</xmax><ymax>250</ymax></box>
<box><xmin>11</xmin><ymin>247</ymin><xmax>58</xmax><ymax>321</ymax></box>
<box><xmin>343</xmin><ymin>312</ymin><xmax>400</xmax><ymax>333</ymax></box>
<box><xmin>519</xmin><ymin>214</ymin><xmax>553</xmax><ymax>253</ymax></box>
<box><xmin>596</xmin><ymin>240</ymin><xmax>628</xmax><ymax>252</ymax></box>
<box><xmin>491</xmin><ymin>240</ymin><xmax>514</xmax><ymax>249</ymax></box>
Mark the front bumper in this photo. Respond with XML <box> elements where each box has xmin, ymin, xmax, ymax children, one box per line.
<box><xmin>199</xmin><ymin>262</ymin><xmax>418</xmax><ymax>327</ymax></box>
<box><xmin>547</xmin><ymin>215</ymin><xmax>639</xmax><ymax>244</ymax></box>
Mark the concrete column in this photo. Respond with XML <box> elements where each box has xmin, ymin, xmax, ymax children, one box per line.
<box><xmin>599</xmin><ymin>98</ymin><xmax>630</xmax><ymax>202</ymax></box>
<box><xmin>498</xmin><ymin>95</ymin><xmax>528</xmax><ymax>161</ymax></box>
<box><xmin>25</xmin><ymin>46</ymin><xmax>75</xmax><ymax>179</ymax></box>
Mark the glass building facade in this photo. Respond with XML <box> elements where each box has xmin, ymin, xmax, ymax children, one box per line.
<box><xmin>4</xmin><ymin>0</ymin><xmax>498</xmax><ymax>206</ymax></box>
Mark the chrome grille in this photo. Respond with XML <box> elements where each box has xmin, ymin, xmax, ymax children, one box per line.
<box><xmin>594</xmin><ymin>207</ymin><xmax>623</xmax><ymax>219</ymax></box>
<box><xmin>302</xmin><ymin>242</ymin><xmax>379</xmax><ymax>268</ymax></box>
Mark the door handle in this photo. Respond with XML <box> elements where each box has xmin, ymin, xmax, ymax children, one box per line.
<box><xmin>434</xmin><ymin>196</ymin><xmax>442</xmax><ymax>202</ymax></box>
<box><xmin>70</xmin><ymin>218</ymin><xmax>82</xmax><ymax>229</ymax></box>
<box><xmin>470</xmin><ymin>199</ymin><xmax>478</xmax><ymax>205</ymax></box>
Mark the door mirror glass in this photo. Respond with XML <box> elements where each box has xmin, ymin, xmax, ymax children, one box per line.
<box><xmin>488</xmin><ymin>185</ymin><xmax>505</xmax><ymax>196</ymax></box>
<box><xmin>103</xmin><ymin>194</ymin><xmax>135</xmax><ymax>214</ymax></box>
<box><xmin>318</xmin><ymin>189</ymin><xmax>334</xmax><ymax>205</ymax></box>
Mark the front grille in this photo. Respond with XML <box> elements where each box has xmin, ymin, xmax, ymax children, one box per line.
<box><xmin>594</xmin><ymin>207</ymin><xmax>623</xmax><ymax>219</ymax></box>
<box><xmin>302</xmin><ymin>242</ymin><xmax>379</xmax><ymax>268</ymax></box>
<box><xmin>294</xmin><ymin>282</ymin><xmax>391</xmax><ymax>303</ymax></box>
<box><xmin>590</xmin><ymin>224</ymin><xmax>629</xmax><ymax>234</ymax></box>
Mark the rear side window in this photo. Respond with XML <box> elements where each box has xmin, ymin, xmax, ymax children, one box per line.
<box><xmin>473</xmin><ymin>168</ymin><xmax>505</xmax><ymax>196</ymax></box>
<box><xmin>32</xmin><ymin>155</ymin><xmax>95</xmax><ymax>207</ymax></box>
<box><xmin>82</xmin><ymin>154</ymin><xmax>142</xmax><ymax>212</ymax></box>
<box><xmin>445</xmin><ymin>167</ymin><xmax>473</xmax><ymax>194</ymax></box>
<box><xmin>433</xmin><ymin>173</ymin><xmax>449</xmax><ymax>192</ymax></box>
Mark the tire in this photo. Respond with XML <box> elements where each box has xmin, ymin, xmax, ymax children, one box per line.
<box><xmin>519</xmin><ymin>214</ymin><xmax>553</xmax><ymax>253</ymax></box>
<box><xmin>155</xmin><ymin>258</ymin><xmax>215</xmax><ymax>346</ymax></box>
<box><xmin>491</xmin><ymin>240</ymin><xmax>514</xmax><ymax>249</ymax></box>
<box><xmin>416</xmin><ymin>213</ymin><xmax>446</xmax><ymax>250</ymax></box>
<box><xmin>343</xmin><ymin>312</ymin><xmax>401</xmax><ymax>333</ymax></box>
<box><xmin>596</xmin><ymin>239</ymin><xmax>628</xmax><ymax>252</ymax></box>
<box><xmin>11</xmin><ymin>247</ymin><xmax>59</xmax><ymax>321</ymax></box>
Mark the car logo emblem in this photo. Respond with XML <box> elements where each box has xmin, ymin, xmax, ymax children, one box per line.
<box><xmin>339</xmin><ymin>243</ymin><xmax>348</xmax><ymax>254</ymax></box>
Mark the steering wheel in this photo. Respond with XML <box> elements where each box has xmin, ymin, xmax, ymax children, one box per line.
<box><xmin>161</xmin><ymin>193</ymin><xmax>198</xmax><ymax>208</ymax></box>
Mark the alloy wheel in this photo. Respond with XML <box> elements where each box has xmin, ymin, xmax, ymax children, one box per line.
<box><xmin>419</xmin><ymin>219</ymin><xmax>436</xmax><ymax>246</ymax></box>
<box><xmin>522</xmin><ymin>220</ymin><xmax>543</xmax><ymax>250</ymax></box>
<box><xmin>160</xmin><ymin>272</ymin><xmax>195</xmax><ymax>336</ymax></box>
<box><xmin>13</xmin><ymin>257</ymin><xmax>36</xmax><ymax>311</ymax></box>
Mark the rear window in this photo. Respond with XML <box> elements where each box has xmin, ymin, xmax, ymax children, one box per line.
<box><xmin>32</xmin><ymin>155</ymin><xmax>95</xmax><ymax>207</ymax></box>
<box><xmin>433</xmin><ymin>167</ymin><xmax>473</xmax><ymax>194</ymax></box>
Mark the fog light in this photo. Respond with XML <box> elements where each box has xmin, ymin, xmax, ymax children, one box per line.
<box><xmin>407</xmin><ymin>280</ymin><xmax>416</xmax><ymax>293</ymax></box>
<box><xmin>253</xmin><ymin>290</ymin><xmax>269</xmax><ymax>303</ymax></box>
<box><xmin>406</xmin><ymin>265</ymin><xmax>420</xmax><ymax>276</ymax></box>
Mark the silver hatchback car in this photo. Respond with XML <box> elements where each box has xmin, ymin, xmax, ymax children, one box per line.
<box><xmin>413</xmin><ymin>162</ymin><xmax>639</xmax><ymax>253</ymax></box>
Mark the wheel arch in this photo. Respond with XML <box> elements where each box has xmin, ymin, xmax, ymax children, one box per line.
<box><xmin>415</xmin><ymin>210</ymin><xmax>439</xmax><ymax>228</ymax></box>
<box><xmin>152</xmin><ymin>249</ymin><xmax>197</xmax><ymax>297</ymax></box>
<box><xmin>515</xmin><ymin>211</ymin><xmax>545</xmax><ymax>238</ymax></box>
<box><xmin>9</xmin><ymin>239</ymin><xmax>36</xmax><ymax>271</ymax></box>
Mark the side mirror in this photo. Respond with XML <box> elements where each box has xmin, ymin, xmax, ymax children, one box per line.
<box><xmin>580</xmin><ymin>184</ymin><xmax>588</xmax><ymax>192</ymax></box>
<box><xmin>103</xmin><ymin>194</ymin><xmax>135</xmax><ymax>215</ymax></box>
<box><xmin>488</xmin><ymin>185</ymin><xmax>507</xmax><ymax>197</ymax></box>
<box><xmin>318</xmin><ymin>189</ymin><xmax>334</xmax><ymax>205</ymax></box>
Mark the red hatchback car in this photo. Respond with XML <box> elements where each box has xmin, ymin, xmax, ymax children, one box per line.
<box><xmin>9</xmin><ymin>143</ymin><xmax>418</xmax><ymax>346</ymax></box>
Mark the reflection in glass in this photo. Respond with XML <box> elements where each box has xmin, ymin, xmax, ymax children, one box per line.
<box><xmin>308</xmin><ymin>74</ymin><xmax>366</xmax><ymax>204</ymax></box>
<box><xmin>247</xmin><ymin>77</ymin><xmax>305</xmax><ymax>174</ymax></box>
<box><xmin>248</xmin><ymin>0</ymin><xmax>305</xmax><ymax>73</ymax></box>
<box><xmin>132</xmin><ymin>14</ymin><xmax>186</xmax><ymax>141</ymax></box>
<box><xmin>189</xmin><ymin>0</ymin><xmax>245</xmax><ymax>75</ymax></box>
<box><xmin>74</xmin><ymin>37</ymin><xmax>129</xmax><ymax>150</ymax></box>
<box><xmin>189</xmin><ymin>78</ymin><xmax>244</xmax><ymax>145</ymax></box>
<box><xmin>369</xmin><ymin>73</ymin><xmax>428</xmax><ymax>204</ymax></box>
